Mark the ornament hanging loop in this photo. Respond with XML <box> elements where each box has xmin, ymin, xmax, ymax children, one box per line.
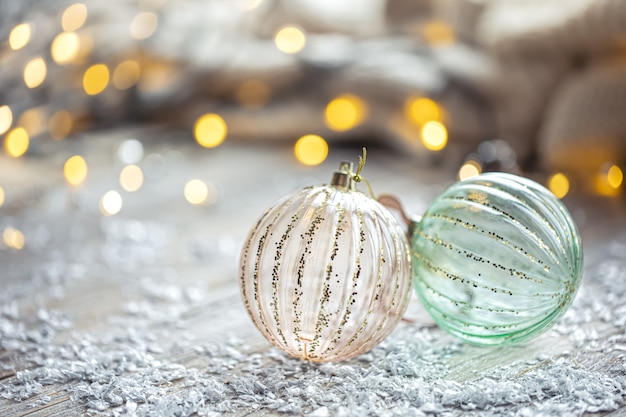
<box><xmin>353</xmin><ymin>147</ymin><xmax>367</xmax><ymax>183</ymax></box>
<box><xmin>351</xmin><ymin>147</ymin><xmax>376</xmax><ymax>199</ymax></box>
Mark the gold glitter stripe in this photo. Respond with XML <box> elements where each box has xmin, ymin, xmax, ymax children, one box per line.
<box><xmin>309</xmin><ymin>201</ymin><xmax>345</xmax><ymax>357</ymax></box>
<box><xmin>416</xmin><ymin>271</ymin><xmax>552</xmax><ymax>315</ymax></box>
<box><xmin>321</xmin><ymin>206</ymin><xmax>366</xmax><ymax>356</ymax></box>
<box><xmin>270</xmin><ymin>192</ymin><xmax>317</xmax><ymax>348</ymax></box>
<box><xmin>415</xmin><ymin>229</ymin><xmax>545</xmax><ymax>284</ymax></box>
<box><xmin>476</xmin><ymin>177</ymin><xmax>566</xmax><ymax>251</ymax></box>
<box><xmin>441</xmin><ymin>194</ymin><xmax>560</xmax><ymax>266</ymax></box>
<box><xmin>250</xmin><ymin>193</ymin><xmax>303</xmax><ymax>346</ymax></box>
<box><xmin>291</xmin><ymin>189</ymin><xmax>331</xmax><ymax>356</ymax></box>
<box><xmin>348</xmin><ymin>206</ymin><xmax>409</xmax><ymax>358</ymax></box>
<box><xmin>240</xmin><ymin>209</ymin><xmax>271</xmax><ymax>313</ymax></box>
<box><xmin>413</xmin><ymin>243</ymin><xmax>555</xmax><ymax>298</ymax></box>
<box><xmin>332</xmin><ymin>211</ymin><xmax>388</xmax><ymax>358</ymax></box>
<box><xmin>424</xmin><ymin>213</ymin><xmax>551</xmax><ymax>272</ymax></box>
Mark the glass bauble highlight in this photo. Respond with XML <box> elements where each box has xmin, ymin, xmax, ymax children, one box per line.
<box><xmin>240</xmin><ymin>162</ymin><xmax>412</xmax><ymax>362</ymax></box>
<box><xmin>411</xmin><ymin>172</ymin><xmax>583</xmax><ymax>346</ymax></box>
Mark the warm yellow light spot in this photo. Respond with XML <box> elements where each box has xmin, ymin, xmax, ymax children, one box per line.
<box><xmin>458</xmin><ymin>160</ymin><xmax>482</xmax><ymax>181</ymax></box>
<box><xmin>51</xmin><ymin>31</ymin><xmax>80</xmax><ymax>64</ymax></box>
<box><xmin>274</xmin><ymin>26</ymin><xmax>306</xmax><ymax>54</ymax></box>
<box><xmin>23</xmin><ymin>57</ymin><xmax>47</xmax><ymax>88</ymax></box>
<box><xmin>421</xmin><ymin>121</ymin><xmax>448</xmax><ymax>151</ymax></box>
<box><xmin>62</xmin><ymin>3</ymin><xmax>88</xmax><ymax>32</ymax></box>
<box><xmin>324</xmin><ymin>94</ymin><xmax>367</xmax><ymax>132</ymax></box>
<box><xmin>113</xmin><ymin>60</ymin><xmax>141</xmax><ymax>90</ymax></box>
<box><xmin>0</xmin><ymin>106</ymin><xmax>13</xmax><ymax>135</ymax></box>
<box><xmin>120</xmin><ymin>165</ymin><xmax>144</xmax><ymax>192</ymax></box>
<box><xmin>9</xmin><ymin>23</ymin><xmax>31</xmax><ymax>50</ymax></box>
<box><xmin>607</xmin><ymin>165</ymin><xmax>623</xmax><ymax>189</ymax></box>
<box><xmin>130</xmin><ymin>12</ymin><xmax>159</xmax><ymax>40</ymax></box>
<box><xmin>235</xmin><ymin>79</ymin><xmax>271</xmax><ymax>108</ymax></box>
<box><xmin>18</xmin><ymin>107</ymin><xmax>46</xmax><ymax>136</ymax></box>
<box><xmin>422</xmin><ymin>20</ymin><xmax>455</xmax><ymax>46</ymax></box>
<box><xmin>49</xmin><ymin>110</ymin><xmax>73</xmax><ymax>140</ymax></box>
<box><xmin>194</xmin><ymin>114</ymin><xmax>227</xmax><ymax>148</ymax></box>
<box><xmin>406</xmin><ymin>97</ymin><xmax>443</xmax><ymax>126</ymax></box>
<box><xmin>83</xmin><ymin>64</ymin><xmax>109</xmax><ymax>95</ymax></box>
<box><xmin>3</xmin><ymin>227</ymin><xmax>25</xmax><ymax>250</ymax></box>
<box><xmin>5</xmin><ymin>128</ymin><xmax>29</xmax><ymax>158</ymax></box>
<box><xmin>64</xmin><ymin>155</ymin><xmax>88</xmax><ymax>186</ymax></box>
<box><xmin>0</xmin><ymin>187</ymin><xmax>4</xmax><ymax>207</ymax></box>
<box><xmin>100</xmin><ymin>190</ymin><xmax>122</xmax><ymax>216</ymax></box>
<box><xmin>184</xmin><ymin>179</ymin><xmax>209</xmax><ymax>205</ymax></box>
<box><xmin>594</xmin><ymin>164</ymin><xmax>623</xmax><ymax>196</ymax></box>
<box><xmin>294</xmin><ymin>134</ymin><xmax>328</xmax><ymax>166</ymax></box>
<box><xmin>548</xmin><ymin>173</ymin><xmax>569</xmax><ymax>199</ymax></box>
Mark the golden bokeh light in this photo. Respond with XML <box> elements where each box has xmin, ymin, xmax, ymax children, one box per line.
<box><xmin>274</xmin><ymin>26</ymin><xmax>306</xmax><ymax>54</ymax></box>
<box><xmin>62</xmin><ymin>3</ymin><xmax>88</xmax><ymax>32</ymax></box>
<box><xmin>294</xmin><ymin>134</ymin><xmax>328</xmax><ymax>166</ymax></box>
<box><xmin>184</xmin><ymin>179</ymin><xmax>209</xmax><ymax>205</ymax></box>
<box><xmin>594</xmin><ymin>164</ymin><xmax>623</xmax><ymax>196</ymax></box>
<box><xmin>0</xmin><ymin>105</ymin><xmax>13</xmax><ymax>135</ymax></box>
<box><xmin>422</xmin><ymin>20</ymin><xmax>455</xmax><ymax>46</ymax></box>
<box><xmin>120</xmin><ymin>165</ymin><xmax>144</xmax><ymax>192</ymax></box>
<box><xmin>9</xmin><ymin>23</ymin><xmax>31</xmax><ymax>50</ymax></box>
<box><xmin>420</xmin><ymin>120</ymin><xmax>448</xmax><ymax>151</ymax></box>
<box><xmin>548</xmin><ymin>173</ymin><xmax>569</xmax><ymax>199</ymax></box>
<box><xmin>64</xmin><ymin>155</ymin><xmax>88</xmax><ymax>186</ymax></box>
<box><xmin>18</xmin><ymin>107</ymin><xmax>46</xmax><ymax>136</ymax></box>
<box><xmin>406</xmin><ymin>97</ymin><xmax>443</xmax><ymax>126</ymax></box>
<box><xmin>83</xmin><ymin>64</ymin><xmax>110</xmax><ymax>95</ymax></box>
<box><xmin>0</xmin><ymin>186</ymin><xmax>5</xmax><ymax>207</ymax></box>
<box><xmin>49</xmin><ymin>110</ymin><xmax>73</xmax><ymax>140</ymax></box>
<box><xmin>324</xmin><ymin>94</ymin><xmax>367</xmax><ymax>132</ymax></box>
<box><xmin>194</xmin><ymin>114</ymin><xmax>227</xmax><ymax>148</ymax></box>
<box><xmin>607</xmin><ymin>164</ymin><xmax>623</xmax><ymax>189</ymax></box>
<box><xmin>235</xmin><ymin>79</ymin><xmax>271</xmax><ymax>108</ymax></box>
<box><xmin>51</xmin><ymin>31</ymin><xmax>80</xmax><ymax>64</ymax></box>
<box><xmin>113</xmin><ymin>60</ymin><xmax>141</xmax><ymax>90</ymax></box>
<box><xmin>3</xmin><ymin>227</ymin><xmax>25</xmax><ymax>250</ymax></box>
<box><xmin>130</xmin><ymin>12</ymin><xmax>159</xmax><ymax>40</ymax></box>
<box><xmin>5</xmin><ymin>128</ymin><xmax>29</xmax><ymax>158</ymax></box>
<box><xmin>24</xmin><ymin>57</ymin><xmax>47</xmax><ymax>88</ymax></box>
<box><xmin>458</xmin><ymin>160</ymin><xmax>482</xmax><ymax>181</ymax></box>
<box><xmin>100</xmin><ymin>190</ymin><xmax>123</xmax><ymax>216</ymax></box>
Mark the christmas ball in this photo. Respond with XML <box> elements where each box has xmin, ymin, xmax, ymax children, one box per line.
<box><xmin>411</xmin><ymin>172</ymin><xmax>583</xmax><ymax>346</ymax></box>
<box><xmin>239</xmin><ymin>162</ymin><xmax>412</xmax><ymax>362</ymax></box>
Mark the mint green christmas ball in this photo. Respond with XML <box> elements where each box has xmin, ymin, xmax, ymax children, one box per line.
<box><xmin>411</xmin><ymin>172</ymin><xmax>583</xmax><ymax>346</ymax></box>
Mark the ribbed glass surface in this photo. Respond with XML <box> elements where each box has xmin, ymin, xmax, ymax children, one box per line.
<box><xmin>240</xmin><ymin>185</ymin><xmax>412</xmax><ymax>362</ymax></box>
<box><xmin>411</xmin><ymin>173</ymin><xmax>583</xmax><ymax>346</ymax></box>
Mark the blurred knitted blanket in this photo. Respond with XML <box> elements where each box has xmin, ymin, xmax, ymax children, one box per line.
<box><xmin>1</xmin><ymin>0</ymin><xmax>625</xmax><ymax>177</ymax></box>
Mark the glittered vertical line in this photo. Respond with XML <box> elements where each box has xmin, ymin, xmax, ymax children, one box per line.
<box><xmin>270</xmin><ymin>193</ymin><xmax>314</xmax><ymax>348</ymax></box>
<box><xmin>291</xmin><ymin>190</ymin><xmax>331</xmax><ymax>356</ymax></box>
<box><xmin>250</xmin><ymin>194</ymin><xmax>302</xmax><ymax>345</ymax></box>
<box><xmin>321</xmin><ymin>206</ymin><xmax>366</xmax><ymax>356</ymax></box>
<box><xmin>332</xmin><ymin>211</ymin><xmax>387</xmax><ymax>359</ymax></box>
<box><xmin>240</xmin><ymin>207</ymin><xmax>274</xmax><ymax>313</ymax></box>
<box><xmin>309</xmin><ymin>202</ymin><xmax>345</xmax><ymax>358</ymax></box>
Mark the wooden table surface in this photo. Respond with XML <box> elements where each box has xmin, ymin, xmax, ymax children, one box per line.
<box><xmin>1</xmin><ymin>128</ymin><xmax>625</xmax><ymax>416</ymax></box>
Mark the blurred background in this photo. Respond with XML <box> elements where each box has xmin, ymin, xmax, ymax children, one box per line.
<box><xmin>1</xmin><ymin>0</ymin><xmax>626</xmax><ymax>250</ymax></box>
